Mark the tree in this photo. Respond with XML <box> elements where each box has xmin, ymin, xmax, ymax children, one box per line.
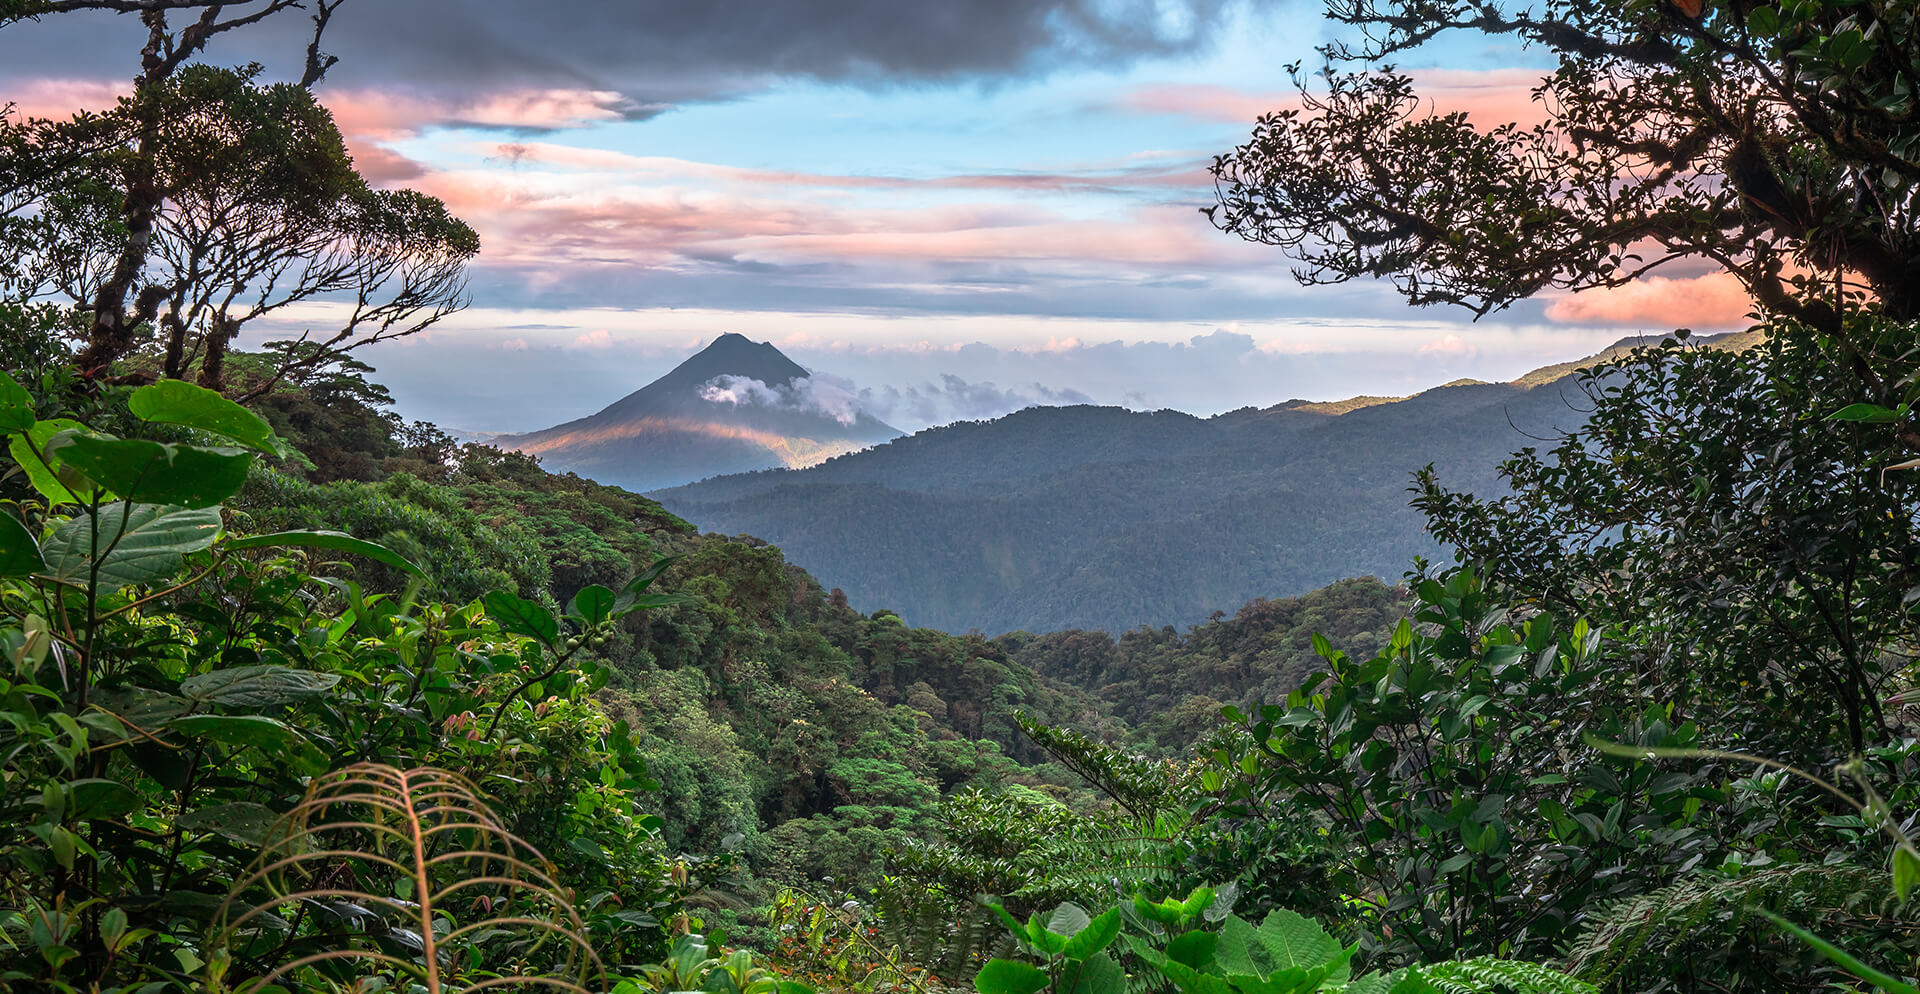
<box><xmin>1</xmin><ymin>0</ymin><xmax>476</xmax><ymax>392</ymax></box>
<box><xmin>1207</xmin><ymin>0</ymin><xmax>1918</xmax><ymax>424</ymax></box>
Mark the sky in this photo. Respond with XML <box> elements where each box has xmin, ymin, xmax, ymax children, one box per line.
<box><xmin>0</xmin><ymin>0</ymin><xmax>1756</xmax><ymax>433</ymax></box>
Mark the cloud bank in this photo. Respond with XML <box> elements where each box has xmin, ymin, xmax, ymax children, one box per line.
<box><xmin>698</xmin><ymin>374</ymin><xmax>862</xmax><ymax>426</ymax></box>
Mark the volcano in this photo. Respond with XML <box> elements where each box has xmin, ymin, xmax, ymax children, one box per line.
<box><xmin>499</xmin><ymin>334</ymin><xmax>899</xmax><ymax>492</ymax></box>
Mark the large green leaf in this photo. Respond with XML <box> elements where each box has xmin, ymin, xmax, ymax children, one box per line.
<box><xmin>57</xmin><ymin>435</ymin><xmax>251</xmax><ymax>508</ymax></box>
<box><xmin>975</xmin><ymin>959</ymin><xmax>1049</xmax><ymax>994</ymax></box>
<box><xmin>9</xmin><ymin>419</ymin><xmax>89</xmax><ymax>505</ymax></box>
<box><xmin>224</xmin><ymin>529</ymin><xmax>424</xmax><ymax>578</ymax></box>
<box><xmin>1254</xmin><ymin>910</ymin><xmax>1342</xmax><ymax>977</ymax></box>
<box><xmin>1046</xmin><ymin>902</ymin><xmax>1093</xmax><ymax>941</ymax></box>
<box><xmin>41</xmin><ymin>504</ymin><xmax>224</xmax><ymax>594</ymax></box>
<box><xmin>483</xmin><ymin>589</ymin><xmax>559</xmax><ymax>645</ymax></box>
<box><xmin>0</xmin><ymin>369</ymin><xmax>32</xmax><ymax>433</ymax></box>
<box><xmin>1065</xmin><ymin>952</ymin><xmax>1125</xmax><ymax>994</ymax></box>
<box><xmin>0</xmin><ymin>510</ymin><xmax>44</xmax><ymax>577</ymax></box>
<box><xmin>65</xmin><ymin>778</ymin><xmax>143</xmax><ymax>821</ymax></box>
<box><xmin>129</xmin><ymin>379</ymin><xmax>286</xmax><ymax>455</ymax></box>
<box><xmin>568</xmin><ymin>584</ymin><xmax>616</xmax><ymax>626</ymax></box>
<box><xmin>1060</xmin><ymin>908</ymin><xmax>1122</xmax><ymax>961</ymax></box>
<box><xmin>168</xmin><ymin>713</ymin><xmax>299</xmax><ymax>747</ymax></box>
<box><xmin>89</xmin><ymin>687</ymin><xmax>193</xmax><ymax>733</ymax></box>
<box><xmin>180</xmin><ymin>665</ymin><xmax>341</xmax><ymax>709</ymax></box>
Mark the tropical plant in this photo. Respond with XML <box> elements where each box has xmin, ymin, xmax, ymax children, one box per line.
<box><xmin>209</xmin><ymin>763</ymin><xmax>602</xmax><ymax>992</ymax></box>
<box><xmin>973</xmin><ymin>889</ymin><xmax>1596</xmax><ymax>994</ymax></box>
<box><xmin>0</xmin><ymin>370</ymin><xmax>691</xmax><ymax>988</ymax></box>
<box><xmin>1204</xmin><ymin>568</ymin><xmax>1736</xmax><ymax>964</ymax></box>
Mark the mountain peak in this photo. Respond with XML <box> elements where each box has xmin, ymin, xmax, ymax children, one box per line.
<box><xmin>498</xmin><ymin>333</ymin><xmax>899</xmax><ymax>492</ymax></box>
<box><xmin>663</xmin><ymin>334</ymin><xmax>811</xmax><ymax>390</ymax></box>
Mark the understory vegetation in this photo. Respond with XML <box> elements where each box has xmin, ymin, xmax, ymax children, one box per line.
<box><xmin>6</xmin><ymin>0</ymin><xmax>1920</xmax><ymax>992</ymax></box>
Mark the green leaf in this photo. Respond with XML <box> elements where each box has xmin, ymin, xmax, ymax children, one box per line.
<box><xmin>176</xmin><ymin>802</ymin><xmax>281</xmax><ymax>846</ymax></box>
<box><xmin>975</xmin><ymin>959</ymin><xmax>1049</xmax><ymax>994</ymax></box>
<box><xmin>66</xmin><ymin>778</ymin><xmax>142</xmax><ymax>821</ymax></box>
<box><xmin>483</xmin><ymin>589</ymin><xmax>559</xmax><ymax>645</ymax></box>
<box><xmin>167</xmin><ymin>714</ymin><xmax>302</xmax><ymax>751</ymax></box>
<box><xmin>1065</xmin><ymin>952</ymin><xmax>1125</xmax><ymax>994</ymax></box>
<box><xmin>99</xmin><ymin>907</ymin><xmax>128</xmax><ymax>947</ymax></box>
<box><xmin>568</xmin><ymin>584</ymin><xmax>616</xmax><ymax>625</ymax></box>
<box><xmin>0</xmin><ymin>369</ymin><xmax>33</xmax><ymax>433</ymax></box>
<box><xmin>1746</xmin><ymin>5</ymin><xmax>1781</xmax><ymax>36</ymax></box>
<box><xmin>1895</xmin><ymin>847</ymin><xmax>1920</xmax><ymax>901</ymax></box>
<box><xmin>1756</xmin><ymin>909</ymin><xmax>1920</xmax><ymax>994</ymax></box>
<box><xmin>41</xmin><ymin>504</ymin><xmax>224</xmax><ymax>594</ymax></box>
<box><xmin>1060</xmin><ymin>908</ymin><xmax>1122</xmax><ymax>961</ymax></box>
<box><xmin>129</xmin><ymin>379</ymin><xmax>286</xmax><ymax>455</ymax></box>
<box><xmin>9</xmin><ymin>419</ymin><xmax>89</xmax><ymax>505</ymax></box>
<box><xmin>1047</xmin><ymin>902</ymin><xmax>1093</xmax><ymax>941</ymax></box>
<box><xmin>984</xmin><ymin>900</ymin><xmax>1027</xmax><ymax>938</ymax></box>
<box><xmin>1147</xmin><ymin>953</ymin><xmax>1235</xmax><ymax>994</ymax></box>
<box><xmin>180</xmin><ymin>665</ymin><xmax>341</xmax><ymax>709</ymax></box>
<box><xmin>1827</xmin><ymin>402</ymin><xmax>1900</xmax><ymax>423</ymax></box>
<box><xmin>1166</xmin><ymin>930</ymin><xmax>1217</xmax><ymax>970</ymax></box>
<box><xmin>57</xmin><ymin>435</ymin><xmax>251</xmax><ymax>508</ymax></box>
<box><xmin>1214</xmin><ymin>917</ymin><xmax>1263</xmax><ymax>978</ymax></box>
<box><xmin>1255</xmin><ymin>910</ymin><xmax>1343</xmax><ymax>977</ymax></box>
<box><xmin>0</xmin><ymin>510</ymin><xmax>45</xmax><ymax>577</ymax></box>
<box><xmin>224</xmin><ymin>529</ymin><xmax>424</xmax><ymax>577</ymax></box>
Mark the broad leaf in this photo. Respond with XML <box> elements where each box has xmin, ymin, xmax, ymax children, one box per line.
<box><xmin>225</xmin><ymin>529</ymin><xmax>424</xmax><ymax>577</ymax></box>
<box><xmin>1166</xmin><ymin>930</ymin><xmax>1217</xmax><ymax>970</ymax></box>
<box><xmin>1047</xmin><ymin>902</ymin><xmax>1093</xmax><ymax>941</ymax></box>
<box><xmin>57</xmin><ymin>435</ymin><xmax>251</xmax><ymax>508</ymax></box>
<box><xmin>168</xmin><ymin>713</ymin><xmax>300</xmax><ymax>747</ymax></box>
<box><xmin>483</xmin><ymin>589</ymin><xmax>559</xmax><ymax>645</ymax></box>
<box><xmin>0</xmin><ymin>510</ymin><xmax>44</xmax><ymax>577</ymax></box>
<box><xmin>41</xmin><ymin>504</ymin><xmax>224</xmax><ymax>594</ymax></box>
<box><xmin>1255</xmin><ymin>910</ymin><xmax>1342</xmax><ymax>977</ymax></box>
<box><xmin>180</xmin><ymin>665</ymin><xmax>341</xmax><ymax>709</ymax></box>
<box><xmin>1897</xmin><ymin>846</ymin><xmax>1920</xmax><ymax>901</ymax></box>
<box><xmin>1065</xmin><ymin>952</ymin><xmax>1125</xmax><ymax>994</ymax></box>
<box><xmin>0</xmin><ymin>369</ymin><xmax>32</xmax><ymax>432</ymax></box>
<box><xmin>1060</xmin><ymin>907</ymin><xmax>1122</xmax><ymax>960</ymax></box>
<box><xmin>568</xmin><ymin>584</ymin><xmax>616</xmax><ymax>625</ymax></box>
<box><xmin>66</xmin><ymin>778</ymin><xmax>143</xmax><ymax>821</ymax></box>
<box><xmin>1826</xmin><ymin>402</ymin><xmax>1900</xmax><ymax>423</ymax></box>
<box><xmin>975</xmin><ymin>959</ymin><xmax>1049</xmax><ymax>994</ymax></box>
<box><xmin>9</xmin><ymin>418</ymin><xmax>89</xmax><ymax>505</ymax></box>
<box><xmin>129</xmin><ymin>379</ymin><xmax>286</xmax><ymax>455</ymax></box>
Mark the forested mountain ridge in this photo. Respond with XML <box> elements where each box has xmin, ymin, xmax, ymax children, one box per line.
<box><xmin>656</xmin><ymin>333</ymin><xmax>1758</xmax><ymax>635</ymax></box>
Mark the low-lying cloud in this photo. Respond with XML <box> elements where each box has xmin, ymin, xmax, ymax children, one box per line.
<box><xmin>698</xmin><ymin>374</ymin><xmax>862</xmax><ymax>426</ymax></box>
<box><xmin>859</xmin><ymin>375</ymin><xmax>1095</xmax><ymax>424</ymax></box>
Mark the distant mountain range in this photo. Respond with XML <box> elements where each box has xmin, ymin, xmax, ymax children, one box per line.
<box><xmin>654</xmin><ymin>332</ymin><xmax>1759</xmax><ymax>635</ymax></box>
<box><xmin>497</xmin><ymin>333</ymin><xmax>899</xmax><ymax>492</ymax></box>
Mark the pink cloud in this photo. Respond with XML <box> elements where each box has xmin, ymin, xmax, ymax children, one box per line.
<box><xmin>1544</xmin><ymin>273</ymin><xmax>1755</xmax><ymax>329</ymax></box>
<box><xmin>1418</xmin><ymin>333</ymin><xmax>1477</xmax><ymax>358</ymax></box>
<box><xmin>1122</xmin><ymin>68</ymin><xmax>1552</xmax><ymax>129</ymax></box>
<box><xmin>478</xmin><ymin>140</ymin><xmax>1209</xmax><ymax>194</ymax></box>
<box><xmin>3</xmin><ymin>78</ymin><xmax>128</xmax><ymax>119</ymax></box>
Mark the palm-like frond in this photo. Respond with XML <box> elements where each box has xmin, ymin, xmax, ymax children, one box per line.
<box><xmin>212</xmin><ymin>763</ymin><xmax>602</xmax><ymax>993</ymax></box>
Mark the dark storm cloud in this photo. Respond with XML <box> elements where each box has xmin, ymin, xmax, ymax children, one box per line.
<box><xmin>1</xmin><ymin>0</ymin><xmax>1254</xmax><ymax>105</ymax></box>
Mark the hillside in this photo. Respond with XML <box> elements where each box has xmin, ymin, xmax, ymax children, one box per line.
<box><xmin>657</xmin><ymin>333</ymin><xmax>1750</xmax><ymax>634</ymax></box>
<box><xmin>499</xmin><ymin>333</ymin><xmax>900</xmax><ymax>491</ymax></box>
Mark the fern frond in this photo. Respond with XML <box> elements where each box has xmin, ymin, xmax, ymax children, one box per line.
<box><xmin>1422</xmin><ymin>958</ymin><xmax>1598</xmax><ymax>994</ymax></box>
<box><xmin>212</xmin><ymin>763</ymin><xmax>602</xmax><ymax>993</ymax></box>
<box><xmin>1561</xmin><ymin>862</ymin><xmax>1891</xmax><ymax>989</ymax></box>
